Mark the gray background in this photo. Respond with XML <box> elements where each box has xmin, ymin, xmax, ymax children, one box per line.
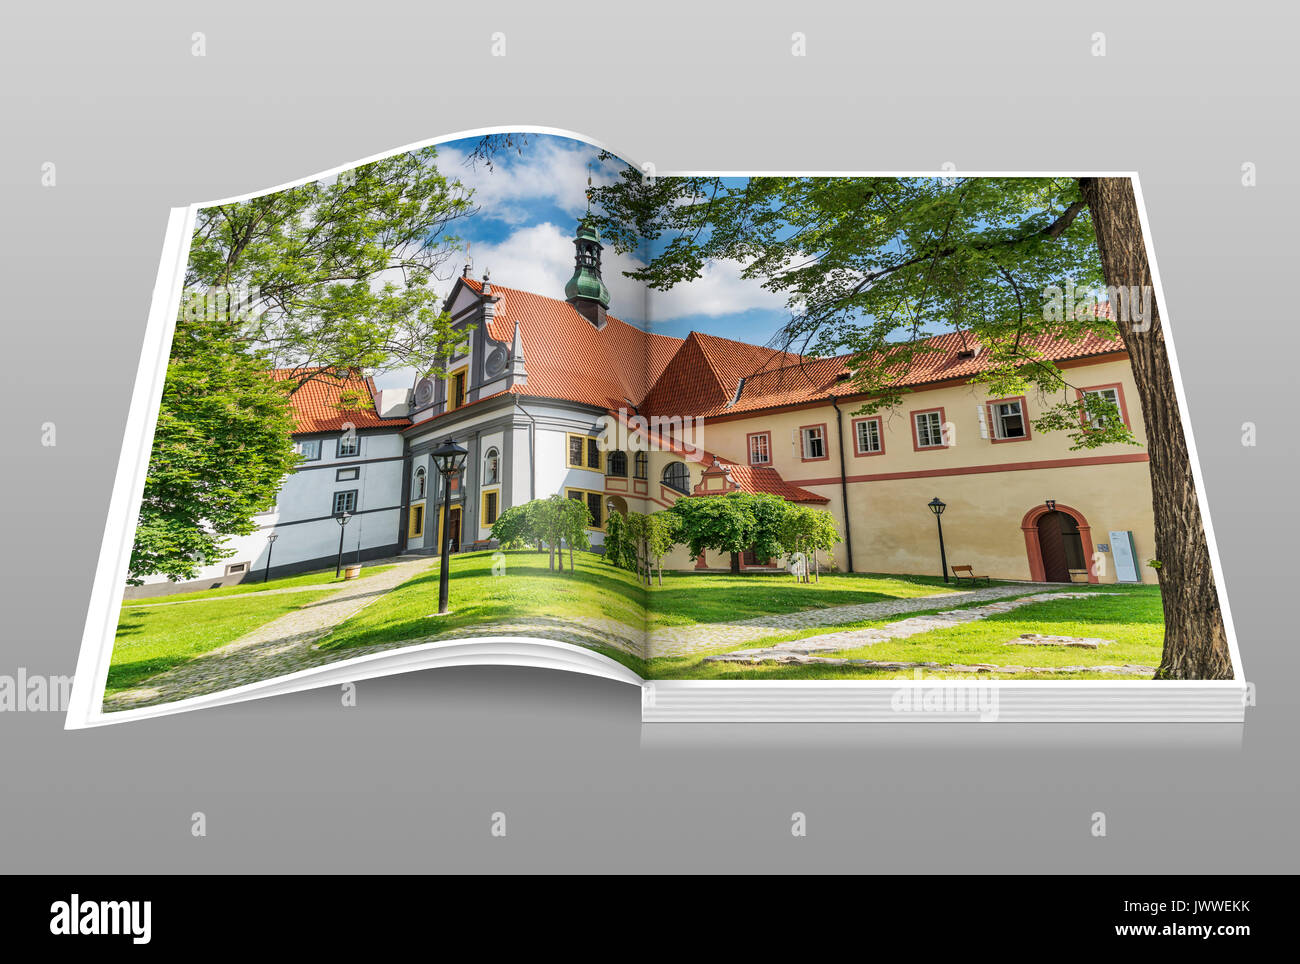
<box><xmin>1</xmin><ymin>1</ymin><xmax>1294</xmax><ymax>872</ymax></box>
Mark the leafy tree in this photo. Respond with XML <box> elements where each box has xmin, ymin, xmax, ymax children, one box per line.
<box><xmin>779</xmin><ymin>505</ymin><xmax>842</xmax><ymax>583</ymax></box>
<box><xmin>185</xmin><ymin>146</ymin><xmax>476</xmax><ymax>393</ymax></box>
<box><xmin>644</xmin><ymin>511</ymin><xmax>682</xmax><ymax>586</ymax></box>
<box><xmin>592</xmin><ymin>172</ymin><xmax>1230</xmax><ymax>679</ymax></box>
<box><xmin>671</xmin><ymin>492</ymin><xmax>787</xmax><ymax>574</ymax></box>
<box><xmin>490</xmin><ymin>502</ymin><xmax>540</xmax><ymax>550</ymax></box>
<box><xmin>602</xmin><ymin>509</ymin><xmax>635</xmax><ymax>571</ymax></box>
<box><xmin>515</xmin><ymin>495</ymin><xmax>592</xmax><ymax>573</ymax></box>
<box><xmin>128</xmin><ymin>314</ymin><xmax>300</xmax><ymax>584</ymax></box>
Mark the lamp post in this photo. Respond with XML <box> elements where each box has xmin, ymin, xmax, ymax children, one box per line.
<box><xmin>263</xmin><ymin>532</ymin><xmax>278</xmax><ymax>584</ymax></box>
<box><xmin>431</xmin><ymin>437</ymin><xmax>468</xmax><ymax>614</ymax></box>
<box><xmin>928</xmin><ymin>497</ymin><xmax>949</xmax><ymax>582</ymax></box>
<box><xmin>334</xmin><ymin>510</ymin><xmax>352</xmax><ymax>577</ymax></box>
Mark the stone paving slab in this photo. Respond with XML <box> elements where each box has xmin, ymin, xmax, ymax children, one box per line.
<box><xmin>650</xmin><ymin>583</ymin><xmax>1073</xmax><ymax>659</ymax></box>
<box><xmin>704</xmin><ymin>654</ymin><xmax>1156</xmax><ymax>675</ymax></box>
<box><xmin>702</xmin><ymin>592</ymin><xmax>1122</xmax><ymax>667</ymax></box>
<box><xmin>1005</xmin><ymin>633</ymin><xmax>1115</xmax><ymax>648</ymax></box>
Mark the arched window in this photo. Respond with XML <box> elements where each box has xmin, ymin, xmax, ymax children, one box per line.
<box><xmin>483</xmin><ymin>447</ymin><xmax>500</xmax><ymax>485</ymax></box>
<box><xmin>606</xmin><ymin>451</ymin><xmax>627</xmax><ymax>477</ymax></box>
<box><xmin>412</xmin><ymin>466</ymin><xmax>427</xmax><ymax>500</ymax></box>
<box><xmin>662</xmin><ymin>461</ymin><xmax>690</xmax><ymax>494</ymax></box>
<box><xmin>634</xmin><ymin>451</ymin><xmax>648</xmax><ymax>480</ymax></box>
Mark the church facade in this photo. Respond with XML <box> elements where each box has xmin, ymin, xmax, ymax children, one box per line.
<box><xmin>130</xmin><ymin>220</ymin><xmax>1158</xmax><ymax>597</ymax></box>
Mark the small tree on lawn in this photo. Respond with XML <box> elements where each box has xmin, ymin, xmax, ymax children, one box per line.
<box><xmin>490</xmin><ymin>501</ymin><xmax>540</xmax><ymax>551</ymax></box>
<box><xmin>560</xmin><ymin>497</ymin><xmax>592</xmax><ymax>572</ymax></box>
<box><xmin>602</xmin><ymin>509</ymin><xmax>634</xmax><ymax>571</ymax></box>
<box><xmin>670</xmin><ymin>492</ymin><xmax>788</xmax><ymax>575</ymax></box>
<box><xmin>644</xmin><ymin>511</ymin><xmax>682</xmax><ymax>587</ymax></box>
<box><xmin>779</xmin><ymin>505</ymin><xmax>842</xmax><ymax>583</ymax></box>
<box><xmin>624</xmin><ymin>510</ymin><xmax>651</xmax><ymax>583</ymax></box>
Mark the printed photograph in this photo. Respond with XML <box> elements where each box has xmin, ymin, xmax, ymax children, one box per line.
<box><xmin>102</xmin><ymin>132</ymin><xmax>1234</xmax><ymax>714</ymax></box>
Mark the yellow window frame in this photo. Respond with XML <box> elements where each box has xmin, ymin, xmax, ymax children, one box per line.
<box><xmin>481</xmin><ymin>488</ymin><xmax>500</xmax><ymax>527</ymax></box>
<box><xmin>565</xmin><ymin>432</ymin><xmax>603</xmax><ymax>471</ymax></box>
<box><xmin>565</xmin><ymin>487</ymin><xmax>606</xmax><ymax>531</ymax></box>
<box><xmin>408</xmin><ymin>501</ymin><xmax>425</xmax><ymax>539</ymax></box>
<box><xmin>447</xmin><ymin>365</ymin><xmax>469</xmax><ymax>411</ymax></box>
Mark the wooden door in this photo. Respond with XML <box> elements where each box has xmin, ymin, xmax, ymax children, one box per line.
<box><xmin>1037</xmin><ymin>511</ymin><xmax>1070</xmax><ymax>582</ymax></box>
<box><xmin>448</xmin><ymin>507</ymin><xmax>462</xmax><ymax>553</ymax></box>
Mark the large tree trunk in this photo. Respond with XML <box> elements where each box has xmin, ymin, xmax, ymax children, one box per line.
<box><xmin>729</xmin><ymin>551</ymin><xmax>741</xmax><ymax>575</ymax></box>
<box><xmin>1078</xmin><ymin>178</ymin><xmax>1232</xmax><ymax>680</ymax></box>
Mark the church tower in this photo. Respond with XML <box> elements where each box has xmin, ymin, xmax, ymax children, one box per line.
<box><xmin>564</xmin><ymin>218</ymin><xmax>611</xmax><ymax>329</ymax></box>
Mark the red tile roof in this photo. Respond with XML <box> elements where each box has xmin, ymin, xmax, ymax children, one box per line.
<box><xmin>709</xmin><ymin>461</ymin><xmax>830</xmax><ymax>504</ymax></box>
<box><xmin>271</xmin><ymin>369</ymin><xmax>410</xmax><ymax>433</ymax></box>
<box><xmin>461</xmin><ymin>278</ymin><xmax>684</xmax><ymax>411</ymax></box>
<box><xmin>652</xmin><ymin>326</ymin><xmax>1127</xmax><ymax>419</ymax></box>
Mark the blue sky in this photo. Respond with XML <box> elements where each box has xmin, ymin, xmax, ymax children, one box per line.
<box><xmin>424</xmin><ymin>135</ymin><xmax>788</xmax><ymax>328</ymax></box>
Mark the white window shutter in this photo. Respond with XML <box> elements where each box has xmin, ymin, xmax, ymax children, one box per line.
<box><xmin>977</xmin><ymin>404</ymin><xmax>989</xmax><ymax>439</ymax></box>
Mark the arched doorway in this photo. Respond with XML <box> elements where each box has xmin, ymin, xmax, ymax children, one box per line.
<box><xmin>605</xmin><ymin>495</ymin><xmax>629</xmax><ymax>518</ymax></box>
<box><xmin>1021</xmin><ymin>503</ymin><xmax>1097</xmax><ymax>584</ymax></box>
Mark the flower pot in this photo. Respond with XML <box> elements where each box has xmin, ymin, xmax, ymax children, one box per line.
<box><xmin>344</xmin><ymin>564</ymin><xmax>363</xmax><ymax>580</ymax></box>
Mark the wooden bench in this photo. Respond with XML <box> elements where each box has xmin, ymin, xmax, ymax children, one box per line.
<box><xmin>951</xmin><ymin>565</ymin><xmax>990</xmax><ymax>585</ymax></box>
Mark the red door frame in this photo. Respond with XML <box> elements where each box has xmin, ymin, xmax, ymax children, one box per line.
<box><xmin>1020</xmin><ymin>503</ymin><xmax>1098</xmax><ymax>584</ymax></box>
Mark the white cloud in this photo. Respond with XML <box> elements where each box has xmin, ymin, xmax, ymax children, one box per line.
<box><xmin>469</xmin><ymin>221</ymin><xmax>650</xmax><ymax>323</ymax></box>
<box><xmin>436</xmin><ymin>137</ymin><xmax>620</xmax><ymax>226</ymax></box>
<box><xmin>648</xmin><ymin>258</ymin><xmax>788</xmax><ymax>322</ymax></box>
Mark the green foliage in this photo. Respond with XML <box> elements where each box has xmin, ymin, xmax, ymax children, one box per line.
<box><xmin>185</xmin><ymin>146</ymin><xmax>476</xmax><ymax>389</ymax></box>
<box><xmin>496</xmin><ymin>495</ymin><xmax>591</xmax><ymax>573</ymax></box>
<box><xmin>128</xmin><ymin>314</ymin><xmax>301</xmax><ymax>584</ymax></box>
<box><xmin>779</xmin><ymin>504</ymin><xmax>843</xmax><ymax>582</ymax></box>
<box><xmin>590</xmin><ymin>173</ymin><xmax>1136</xmax><ymax>449</ymax></box>
<box><xmin>490</xmin><ymin>501</ymin><xmax>539</xmax><ymax>549</ymax></box>
<box><xmin>602</xmin><ymin>509</ymin><xmax>635</xmax><ymax>570</ymax></box>
<box><xmin>670</xmin><ymin>492</ymin><xmax>792</xmax><ymax>571</ymax></box>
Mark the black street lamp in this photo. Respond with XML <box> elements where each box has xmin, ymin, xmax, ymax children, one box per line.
<box><xmin>431</xmin><ymin>437</ymin><xmax>469</xmax><ymax>614</ymax></box>
<box><xmin>928</xmin><ymin>497</ymin><xmax>949</xmax><ymax>582</ymax></box>
<box><xmin>263</xmin><ymin>532</ymin><xmax>278</xmax><ymax>583</ymax></box>
<box><xmin>334</xmin><ymin>511</ymin><xmax>352</xmax><ymax>578</ymax></box>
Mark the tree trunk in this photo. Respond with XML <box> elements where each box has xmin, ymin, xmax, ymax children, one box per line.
<box><xmin>1078</xmin><ymin>177</ymin><xmax>1232</xmax><ymax>680</ymax></box>
<box><xmin>568</xmin><ymin>544</ymin><xmax>574</xmax><ymax>572</ymax></box>
<box><xmin>729</xmin><ymin>551</ymin><xmax>741</xmax><ymax>574</ymax></box>
<box><xmin>548</xmin><ymin>542</ymin><xmax>555</xmax><ymax>571</ymax></box>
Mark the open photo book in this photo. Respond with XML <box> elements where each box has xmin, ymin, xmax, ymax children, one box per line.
<box><xmin>66</xmin><ymin>128</ymin><xmax>1247</xmax><ymax>728</ymax></box>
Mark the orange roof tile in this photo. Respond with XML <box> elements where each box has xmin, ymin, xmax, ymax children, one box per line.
<box><xmin>461</xmin><ymin>277</ymin><xmax>684</xmax><ymax>411</ymax></box>
<box><xmin>711</xmin><ymin>461</ymin><xmax>830</xmax><ymax>504</ymax></box>
<box><xmin>271</xmin><ymin>369</ymin><xmax>410</xmax><ymax>434</ymax></box>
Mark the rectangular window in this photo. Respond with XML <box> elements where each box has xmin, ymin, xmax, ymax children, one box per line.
<box><xmin>567</xmin><ymin>433</ymin><xmax>602</xmax><ymax>470</ymax></box>
<box><xmin>633</xmin><ymin>451</ymin><xmax>648</xmax><ymax>480</ymax></box>
<box><xmin>224</xmin><ymin>562</ymin><xmax>247</xmax><ymax>576</ymax></box>
<box><xmin>295</xmin><ymin>438</ymin><xmax>322</xmax><ymax>461</ymax></box>
<box><xmin>336</xmin><ymin>435</ymin><xmax>360</xmax><ymax>458</ymax></box>
<box><xmin>913</xmin><ymin>410</ymin><xmax>946</xmax><ymax>449</ymax></box>
<box><xmin>854</xmin><ymin>417</ymin><xmax>883</xmax><ymax>455</ymax></box>
<box><xmin>408</xmin><ymin>503</ymin><xmax>424</xmax><ymax>539</ymax></box>
<box><xmin>447</xmin><ymin>367</ymin><xmax>468</xmax><ymax>411</ymax></box>
<box><xmin>988</xmin><ymin>398</ymin><xmax>1028</xmax><ymax>441</ymax></box>
<box><xmin>748</xmin><ymin>432</ymin><xmax>771</xmax><ymax>465</ymax></box>
<box><xmin>1082</xmin><ymin>386</ymin><xmax>1124</xmax><ymax>429</ymax></box>
<box><xmin>332</xmin><ymin>490</ymin><xmax>357</xmax><ymax>515</ymax></box>
<box><xmin>800</xmin><ymin>424</ymin><xmax>827</xmax><ymax>461</ymax></box>
<box><xmin>606</xmin><ymin>451</ymin><xmax>628</xmax><ymax>477</ymax></box>
<box><xmin>566</xmin><ymin>488</ymin><xmax>605</xmax><ymax>530</ymax></box>
<box><xmin>482</xmin><ymin>489</ymin><xmax>499</xmax><ymax>526</ymax></box>
<box><xmin>336</xmin><ymin>467</ymin><xmax>360</xmax><ymax>482</ymax></box>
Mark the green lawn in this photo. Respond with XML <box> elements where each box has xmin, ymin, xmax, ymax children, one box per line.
<box><xmin>109</xmin><ymin>590</ymin><xmax>338</xmax><ymax>694</ymax></box>
<box><xmin>645</xmin><ymin>569</ymin><xmax>983</xmax><ymax>628</ymax></box>
<box><xmin>646</xmin><ymin>584</ymin><xmax>1164</xmax><ymax>680</ymax></box>
<box><xmin>122</xmin><ymin>565</ymin><xmax>397</xmax><ymax>606</ymax></box>
<box><xmin>316</xmin><ymin>550</ymin><xmax>648</xmax><ymax>652</ymax></box>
